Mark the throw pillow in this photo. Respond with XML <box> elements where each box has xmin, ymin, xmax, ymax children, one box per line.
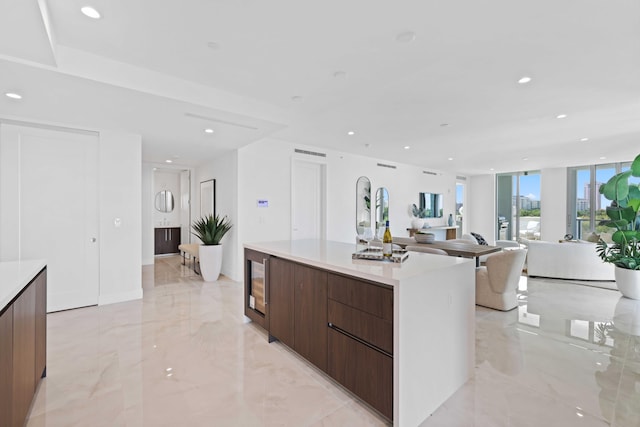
<box><xmin>585</xmin><ymin>232</ymin><xmax>600</xmax><ymax>243</ymax></box>
<box><xmin>470</xmin><ymin>232</ymin><xmax>488</xmax><ymax>246</ymax></box>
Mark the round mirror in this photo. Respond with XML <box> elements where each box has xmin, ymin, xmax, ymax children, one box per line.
<box><xmin>155</xmin><ymin>190</ymin><xmax>175</xmax><ymax>213</ymax></box>
<box><xmin>356</xmin><ymin>176</ymin><xmax>371</xmax><ymax>236</ymax></box>
<box><xmin>376</xmin><ymin>187</ymin><xmax>389</xmax><ymax>236</ymax></box>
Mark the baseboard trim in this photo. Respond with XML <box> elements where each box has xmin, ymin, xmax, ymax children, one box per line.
<box><xmin>99</xmin><ymin>289</ymin><xmax>143</xmax><ymax>306</ymax></box>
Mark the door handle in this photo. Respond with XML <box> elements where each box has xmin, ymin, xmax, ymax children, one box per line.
<box><xmin>90</xmin><ymin>237</ymin><xmax>97</xmax><ymax>243</ymax></box>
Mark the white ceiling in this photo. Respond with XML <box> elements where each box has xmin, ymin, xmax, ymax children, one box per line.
<box><xmin>1</xmin><ymin>0</ymin><xmax>639</xmax><ymax>175</ymax></box>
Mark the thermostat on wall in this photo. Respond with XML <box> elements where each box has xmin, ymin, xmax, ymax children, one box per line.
<box><xmin>257</xmin><ymin>199</ymin><xmax>269</xmax><ymax>208</ymax></box>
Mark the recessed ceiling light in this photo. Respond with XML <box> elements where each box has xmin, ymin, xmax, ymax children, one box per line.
<box><xmin>206</xmin><ymin>41</ymin><xmax>220</xmax><ymax>50</ymax></box>
<box><xmin>580</xmin><ymin>137</ymin><xmax>589</xmax><ymax>142</ymax></box>
<box><xmin>404</xmin><ymin>146</ymin><xmax>411</xmax><ymax>150</ymax></box>
<box><xmin>522</xmin><ymin>157</ymin><xmax>529</xmax><ymax>161</ymax></box>
<box><xmin>80</xmin><ymin>6</ymin><xmax>101</xmax><ymax>19</ymax></box>
<box><xmin>165</xmin><ymin>159</ymin><xmax>173</xmax><ymax>163</ymax></box>
<box><xmin>447</xmin><ymin>157</ymin><xmax>453</xmax><ymax>161</ymax></box>
<box><xmin>490</xmin><ymin>168</ymin><xmax>495</xmax><ymax>171</ymax></box>
<box><xmin>599</xmin><ymin>156</ymin><xmax>606</xmax><ymax>160</ymax></box>
<box><xmin>204</xmin><ymin>128</ymin><xmax>214</xmax><ymax>134</ymax></box>
<box><xmin>347</xmin><ymin>131</ymin><xmax>355</xmax><ymax>136</ymax></box>
<box><xmin>518</xmin><ymin>76</ymin><xmax>532</xmax><ymax>84</ymax></box>
<box><xmin>333</xmin><ymin>71</ymin><xmax>347</xmax><ymax>79</ymax></box>
<box><xmin>395</xmin><ymin>31</ymin><xmax>416</xmax><ymax>43</ymax></box>
<box><xmin>5</xmin><ymin>92</ymin><xmax>22</xmax><ymax>99</ymax></box>
<box><xmin>556</xmin><ymin>114</ymin><xmax>567</xmax><ymax>119</ymax></box>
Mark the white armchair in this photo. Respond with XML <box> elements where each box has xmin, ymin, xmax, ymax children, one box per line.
<box><xmin>475</xmin><ymin>249</ymin><xmax>527</xmax><ymax>311</ymax></box>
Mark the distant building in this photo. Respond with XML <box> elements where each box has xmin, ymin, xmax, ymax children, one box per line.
<box><xmin>512</xmin><ymin>195</ymin><xmax>540</xmax><ymax>211</ymax></box>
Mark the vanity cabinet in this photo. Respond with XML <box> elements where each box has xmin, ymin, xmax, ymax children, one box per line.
<box><xmin>154</xmin><ymin>227</ymin><xmax>181</xmax><ymax>255</ymax></box>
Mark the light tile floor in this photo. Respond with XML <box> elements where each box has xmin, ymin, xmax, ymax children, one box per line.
<box><xmin>25</xmin><ymin>256</ymin><xmax>640</xmax><ymax>426</ymax></box>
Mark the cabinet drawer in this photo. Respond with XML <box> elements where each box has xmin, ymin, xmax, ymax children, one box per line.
<box><xmin>328</xmin><ymin>274</ymin><xmax>393</xmax><ymax>321</ymax></box>
<box><xmin>328</xmin><ymin>327</ymin><xmax>393</xmax><ymax>420</ymax></box>
<box><xmin>328</xmin><ymin>300</ymin><xmax>392</xmax><ymax>355</ymax></box>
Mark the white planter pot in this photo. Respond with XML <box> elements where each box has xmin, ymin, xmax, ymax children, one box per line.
<box><xmin>199</xmin><ymin>244</ymin><xmax>223</xmax><ymax>282</ymax></box>
<box><xmin>411</xmin><ymin>218</ymin><xmax>424</xmax><ymax>230</ymax></box>
<box><xmin>615</xmin><ymin>266</ymin><xmax>640</xmax><ymax>300</ymax></box>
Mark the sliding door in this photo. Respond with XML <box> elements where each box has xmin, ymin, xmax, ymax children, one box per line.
<box><xmin>496</xmin><ymin>171</ymin><xmax>541</xmax><ymax>241</ymax></box>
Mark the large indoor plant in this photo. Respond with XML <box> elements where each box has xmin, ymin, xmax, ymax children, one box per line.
<box><xmin>192</xmin><ymin>214</ymin><xmax>233</xmax><ymax>281</ymax></box>
<box><xmin>596</xmin><ymin>153</ymin><xmax>640</xmax><ymax>299</ymax></box>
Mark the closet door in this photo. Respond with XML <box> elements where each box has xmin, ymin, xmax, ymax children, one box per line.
<box><xmin>0</xmin><ymin>124</ymin><xmax>99</xmax><ymax>311</ymax></box>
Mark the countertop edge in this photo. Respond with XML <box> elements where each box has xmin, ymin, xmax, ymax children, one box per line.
<box><xmin>0</xmin><ymin>259</ymin><xmax>47</xmax><ymax>312</ymax></box>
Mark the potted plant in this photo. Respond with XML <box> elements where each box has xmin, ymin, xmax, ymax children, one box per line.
<box><xmin>192</xmin><ymin>214</ymin><xmax>233</xmax><ymax>282</ymax></box>
<box><xmin>411</xmin><ymin>204</ymin><xmax>427</xmax><ymax>230</ymax></box>
<box><xmin>596</xmin><ymin>153</ymin><xmax>640</xmax><ymax>299</ymax></box>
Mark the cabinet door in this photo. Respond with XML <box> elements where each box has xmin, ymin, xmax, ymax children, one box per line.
<box><xmin>269</xmin><ymin>257</ymin><xmax>294</xmax><ymax>347</ymax></box>
<box><xmin>168</xmin><ymin>228</ymin><xmax>181</xmax><ymax>253</ymax></box>
<box><xmin>0</xmin><ymin>306</ymin><xmax>13</xmax><ymax>427</ymax></box>
<box><xmin>294</xmin><ymin>264</ymin><xmax>327</xmax><ymax>372</ymax></box>
<box><xmin>12</xmin><ymin>284</ymin><xmax>36</xmax><ymax>427</ymax></box>
<box><xmin>154</xmin><ymin>228</ymin><xmax>166</xmax><ymax>255</ymax></box>
<box><xmin>35</xmin><ymin>269</ymin><xmax>47</xmax><ymax>382</ymax></box>
<box><xmin>328</xmin><ymin>328</ymin><xmax>393</xmax><ymax>420</ymax></box>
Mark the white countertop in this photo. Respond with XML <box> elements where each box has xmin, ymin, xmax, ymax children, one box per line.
<box><xmin>244</xmin><ymin>239</ymin><xmax>471</xmax><ymax>287</ymax></box>
<box><xmin>0</xmin><ymin>259</ymin><xmax>47</xmax><ymax>311</ymax></box>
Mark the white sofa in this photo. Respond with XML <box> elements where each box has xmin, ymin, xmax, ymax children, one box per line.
<box><xmin>524</xmin><ymin>239</ymin><xmax>615</xmax><ymax>284</ymax></box>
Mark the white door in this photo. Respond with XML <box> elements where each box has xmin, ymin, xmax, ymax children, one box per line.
<box><xmin>292</xmin><ymin>160</ymin><xmax>325</xmax><ymax>240</ymax></box>
<box><xmin>180</xmin><ymin>170</ymin><xmax>191</xmax><ymax>244</ymax></box>
<box><xmin>0</xmin><ymin>124</ymin><xmax>99</xmax><ymax>311</ymax></box>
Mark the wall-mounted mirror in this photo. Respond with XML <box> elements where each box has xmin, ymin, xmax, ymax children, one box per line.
<box><xmin>376</xmin><ymin>187</ymin><xmax>389</xmax><ymax>234</ymax></box>
<box><xmin>419</xmin><ymin>192</ymin><xmax>443</xmax><ymax>218</ymax></box>
<box><xmin>356</xmin><ymin>176</ymin><xmax>371</xmax><ymax>236</ymax></box>
<box><xmin>155</xmin><ymin>190</ymin><xmax>175</xmax><ymax>213</ymax></box>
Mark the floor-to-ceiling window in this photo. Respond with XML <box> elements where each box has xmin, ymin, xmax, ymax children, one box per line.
<box><xmin>568</xmin><ymin>161</ymin><xmax>640</xmax><ymax>240</ymax></box>
<box><xmin>496</xmin><ymin>171</ymin><xmax>541</xmax><ymax>241</ymax></box>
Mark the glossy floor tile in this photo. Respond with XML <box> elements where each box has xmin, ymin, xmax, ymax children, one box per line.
<box><xmin>26</xmin><ymin>257</ymin><xmax>640</xmax><ymax>426</ymax></box>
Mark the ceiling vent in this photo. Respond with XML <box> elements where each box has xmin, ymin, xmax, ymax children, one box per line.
<box><xmin>184</xmin><ymin>112</ymin><xmax>258</xmax><ymax>130</ymax></box>
<box><xmin>423</xmin><ymin>170</ymin><xmax>437</xmax><ymax>175</ymax></box>
<box><xmin>456</xmin><ymin>176</ymin><xmax>467</xmax><ymax>181</ymax></box>
<box><xmin>294</xmin><ymin>148</ymin><xmax>326</xmax><ymax>158</ymax></box>
<box><xmin>377</xmin><ymin>163</ymin><xmax>397</xmax><ymax>169</ymax></box>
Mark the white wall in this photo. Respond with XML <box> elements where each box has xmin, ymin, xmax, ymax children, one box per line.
<box><xmin>194</xmin><ymin>150</ymin><xmax>239</xmax><ymax>280</ymax></box>
<box><xmin>141</xmin><ymin>163</ymin><xmax>155</xmax><ymax>265</ymax></box>
<box><xmin>225</xmin><ymin>138</ymin><xmax>457</xmax><ymax>280</ymax></box>
<box><xmin>98</xmin><ymin>131</ymin><xmax>143</xmax><ymax>305</ymax></box>
<box><xmin>540</xmin><ymin>167</ymin><xmax>567</xmax><ymax>241</ymax></box>
<box><xmin>153</xmin><ymin>170</ymin><xmax>181</xmax><ymax>227</ymax></box>
<box><xmin>467</xmin><ymin>174</ymin><xmax>496</xmax><ymax>244</ymax></box>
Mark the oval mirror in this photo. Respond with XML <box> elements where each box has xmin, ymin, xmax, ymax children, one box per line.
<box><xmin>356</xmin><ymin>176</ymin><xmax>371</xmax><ymax>236</ymax></box>
<box><xmin>375</xmin><ymin>187</ymin><xmax>389</xmax><ymax>237</ymax></box>
<box><xmin>155</xmin><ymin>190</ymin><xmax>175</xmax><ymax>213</ymax></box>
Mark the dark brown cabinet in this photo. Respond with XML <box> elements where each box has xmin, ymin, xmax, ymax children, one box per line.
<box><xmin>268</xmin><ymin>256</ymin><xmax>294</xmax><ymax>347</ymax></box>
<box><xmin>13</xmin><ymin>283</ymin><xmax>36</xmax><ymax>427</ymax></box>
<box><xmin>293</xmin><ymin>264</ymin><xmax>327</xmax><ymax>372</ymax></box>
<box><xmin>244</xmin><ymin>249</ymin><xmax>269</xmax><ymax>330</ymax></box>
<box><xmin>327</xmin><ymin>273</ymin><xmax>394</xmax><ymax>419</ymax></box>
<box><xmin>267</xmin><ymin>257</ymin><xmax>328</xmax><ymax>372</ymax></box>
<box><xmin>154</xmin><ymin>227</ymin><xmax>181</xmax><ymax>254</ymax></box>
<box><xmin>244</xmin><ymin>250</ymin><xmax>393</xmax><ymax>421</ymax></box>
<box><xmin>0</xmin><ymin>306</ymin><xmax>13</xmax><ymax>427</ymax></box>
<box><xmin>1</xmin><ymin>267</ymin><xmax>47</xmax><ymax>427</ymax></box>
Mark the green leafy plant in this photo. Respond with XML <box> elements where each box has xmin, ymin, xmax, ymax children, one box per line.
<box><xmin>192</xmin><ymin>214</ymin><xmax>233</xmax><ymax>245</ymax></box>
<box><xmin>412</xmin><ymin>204</ymin><xmax>428</xmax><ymax>218</ymax></box>
<box><xmin>596</xmin><ymin>154</ymin><xmax>640</xmax><ymax>270</ymax></box>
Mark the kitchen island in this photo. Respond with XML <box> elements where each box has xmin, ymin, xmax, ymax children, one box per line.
<box><xmin>243</xmin><ymin>240</ymin><xmax>475</xmax><ymax>427</ymax></box>
<box><xmin>0</xmin><ymin>259</ymin><xmax>47</xmax><ymax>427</ymax></box>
